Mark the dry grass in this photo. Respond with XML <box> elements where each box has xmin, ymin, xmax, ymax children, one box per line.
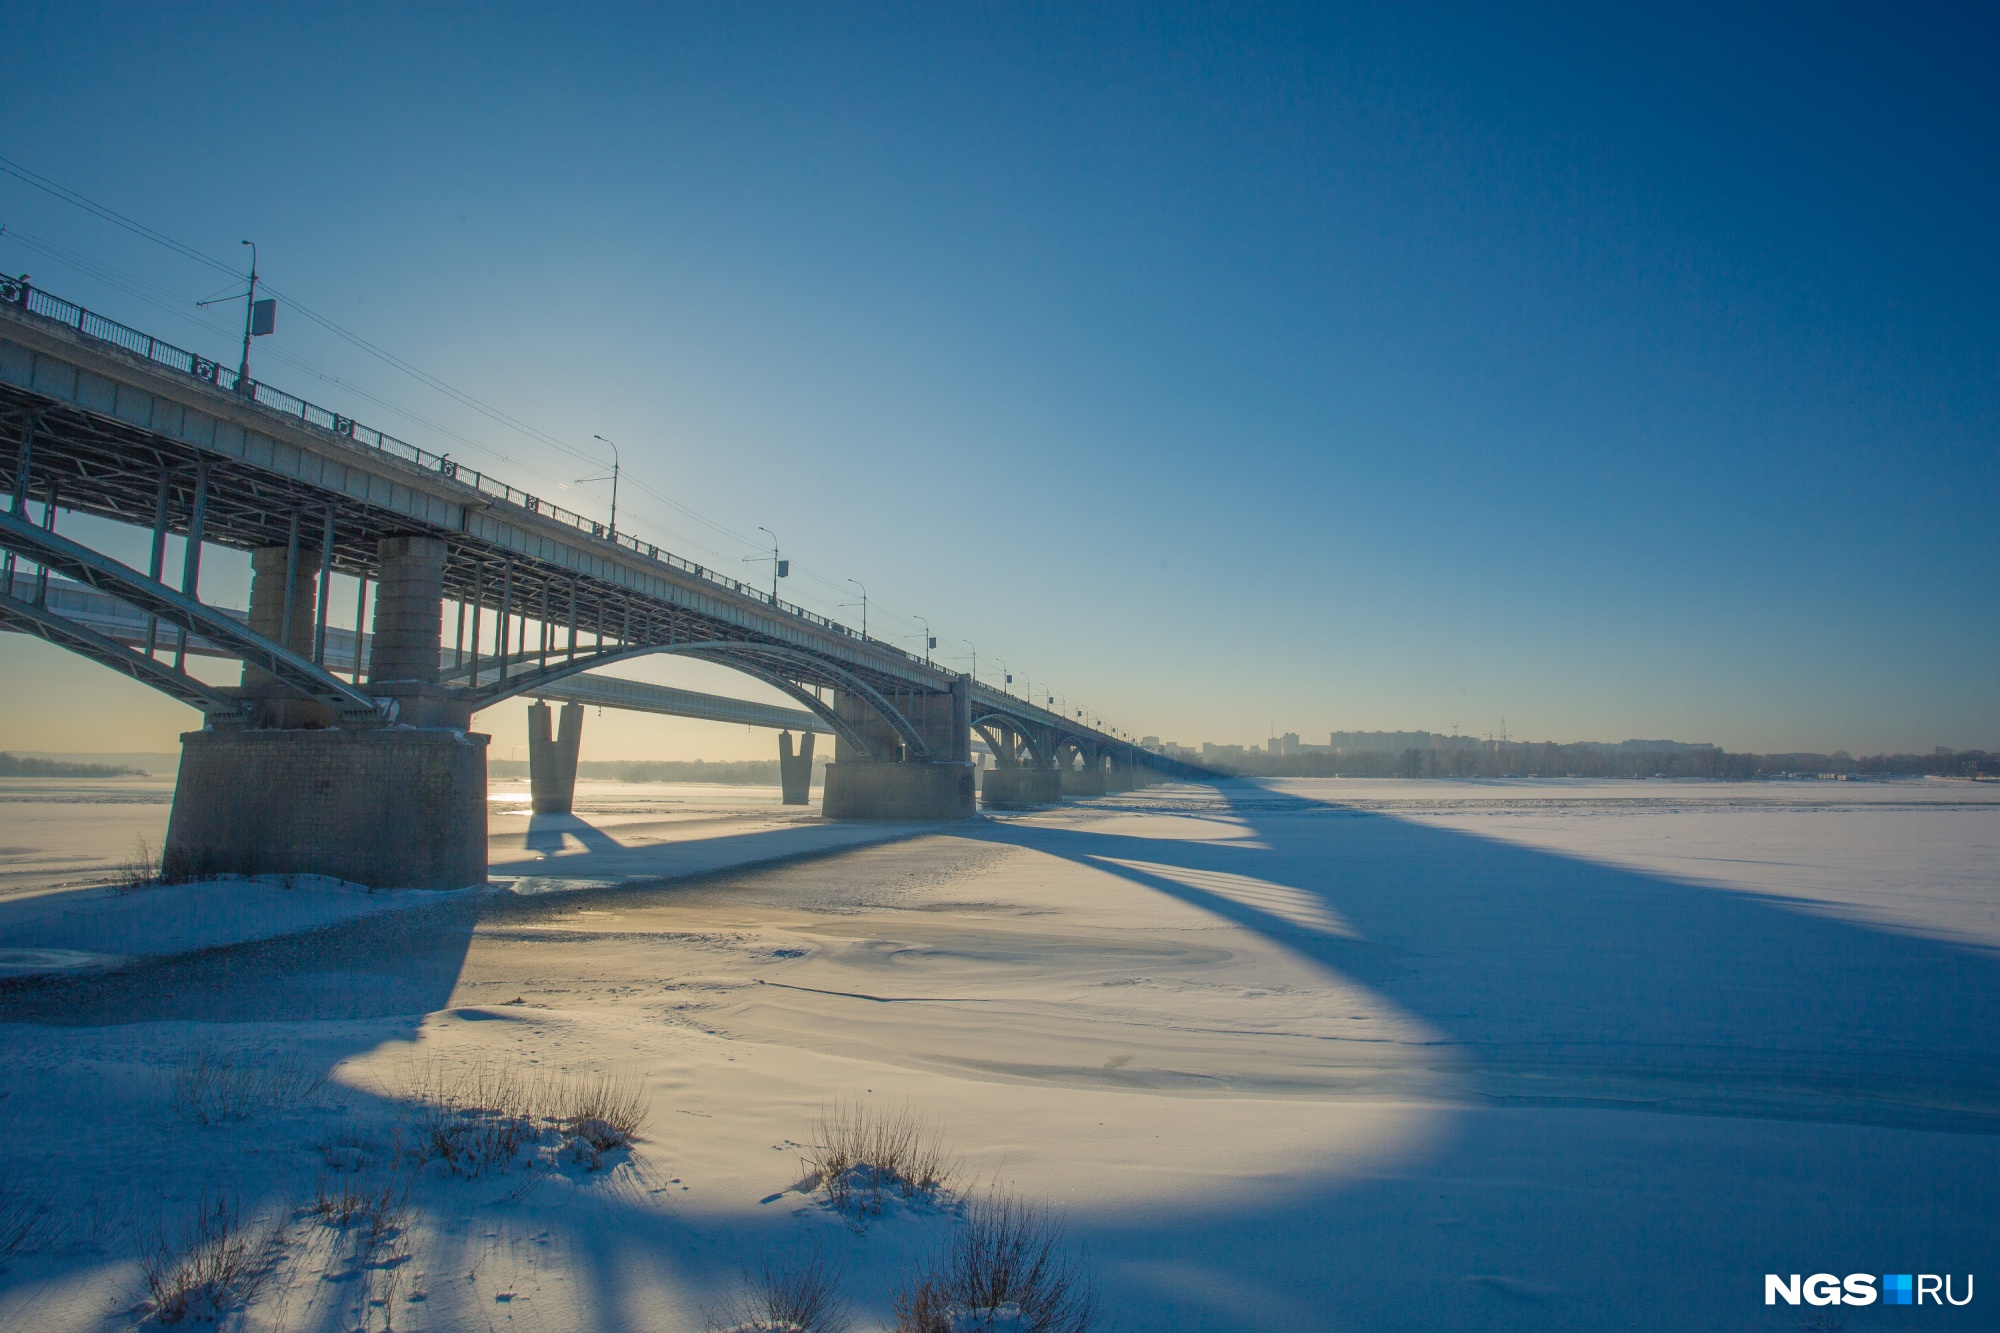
<box><xmin>710</xmin><ymin>1243</ymin><xmax>852</xmax><ymax>1333</ymax></box>
<box><xmin>892</xmin><ymin>1195</ymin><xmax>1095</xmax><ymax>1333</ymax></box>
<box><xmin>140</xmin><ymin>1193</ymin><xmax>264</xmax><ymax>1325</ymax></box>
<box><xmin>400</xmin><ymin>1062</ymin><xmax>643</xmax><ymax>1176</ymax></box>
<box><xmin>157</xmin><ymin>845</ymin><xmax>224</xmax><ymax>886</ymax></box>
<box><xmin>113</xmin><ymin>837</ymin><xmax>159</xmax><ymax>893</ymax></box>
<box><xmin>167</xmin><ymin>1045</ymin><xmax>327</xmax><ymax>1125</ymax></box>
<box><xmin>554</xmin><ymin>1073</ymin><xmax>647</xmax><ymax>1166</ymax></box>
<box><xmin>307</xmin><ymin>1164</ymin><xmax>411</xmax><ymax>1250</ymax></box>
<box><xmin>404</xmin><ymin>1063</ymin><xmax>543</xmax><ymax>1177</ymax></box>
<box><xmin>0</xmin><ymin>1190</ymin><xmax>54</xmax><ymax>1261</ymax></box>
<box><xmin>803</xmin><ymin>1101</ymin><xmax>956</xmax><ymax>1216</ymax></box>
<box><xmin>317</xmin><ymin>1124</ymin><xmax>384</xmax><ymax>1174</ymax></box>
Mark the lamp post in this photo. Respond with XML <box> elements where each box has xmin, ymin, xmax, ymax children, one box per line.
<box><xmin>844</xmin><ymin>578</ymin><xmax>867</xmax><ymax>638</ymax></box>
<box><xmin>758</xmin><ymin>526</ymin><xmax>783</xmax><ymax>602</ymax></box>
<box><xmin>959</xmin><ymin>639</ymin><xmax>977</xmax><ymax>682</ymax></box>
<box><xmin>995</xmin><ymin>659</ymin><xmax>1011</xmax><ymax>695</ymax></box>
<box><xmin>585</xmin><ymin>434</ymin><xmax>622</xmax><ymax>541</ymax></box>
<box><xmin>236</xmin><ymin>241</ymin><xmax>259</xmax><ymax>390</ymax></box>
<box><xmin>914</xmin><ymin>615</ymin><xmax>933</xmax><ymax>666</ymax></box>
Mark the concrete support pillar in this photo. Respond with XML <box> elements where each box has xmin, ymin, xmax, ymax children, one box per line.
<box><xmin>779</xmin><ymin>729</ymin><xmax>816</xmax><ymax>805</ymax></box>
<box><xmin>823</xmin><ymin>676</ymin><xmax>976</xmax><ymax>818</ymax></box>
<box><xmin>528</xmin><ymin>700</ymin><xmax>583</xmax><ymax>813</ymax></box>
<box><xmin>235</xmin><ymin>543</ymin><xmax>334</xmax><ymax>726</ymax></box>
<box><xmin>243</xmin><ymin>543</ymin><xmax>320</xmax><ymax>684</ymax></box>
<box><xmin>1061</xmin><ymin>753</ymin><xmax>1107</xmax><ymax>798</ymax></box>
<box><xmin>369</xmin><ymin>535</ymin><xmax>448</xmax><ymax>686</ymax></box>
<box><xmin>823</xmin><ymin>760</ymin><xmax>975</xmax><ymax>819</ymax></box>
<box><xmin>833</xmin><ymin>688</ymin><xmax>908</xmax><ymax>762</ymax></box>
<box><xmin>949</xmin><ymin>675</ymin><xmax>972</xmax><ymax>763</ymax></box>
<box><xmin>164</xmin><ymin>727</ymin><xmax>488</xmax><ymax>888</ymax></box>
<box><xmin>980</xmin><ymin>765</ymin><xmax>1061</xmax><ymax>809</ymax></box>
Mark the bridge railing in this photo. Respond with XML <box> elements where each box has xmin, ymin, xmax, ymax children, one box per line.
<box><xmin>4</xmin><ymin>275</ymin><xmax>933</xmax><ymax>670</ymax></box>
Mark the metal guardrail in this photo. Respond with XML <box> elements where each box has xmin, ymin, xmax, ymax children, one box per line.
<box><xmin>0</xmin><ymin>274</ymin><xmax>924</xmax><ymax>661</ymax></box>
<box><xmin>1</xmin><ymin>275</ymin><xmax>1110</xmax><ymax>740</ymax></box>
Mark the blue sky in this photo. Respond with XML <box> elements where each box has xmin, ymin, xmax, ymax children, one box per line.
<box><xmin>2</xmin><ymin>2</ymin><xmax>1994</xmax><ymax>755</ymax></box>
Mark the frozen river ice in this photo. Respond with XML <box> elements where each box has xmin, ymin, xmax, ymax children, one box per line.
<box><xmin>0</xmin><ymin>776</ymin><xmax>1993</xmax><ymax>1329</ymax></box>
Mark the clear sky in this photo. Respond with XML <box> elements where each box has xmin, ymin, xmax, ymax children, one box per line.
<box><xmin>2</xmin><ymin>2</ymin><xmax>1995</xmax><ymax>758</ymax></box>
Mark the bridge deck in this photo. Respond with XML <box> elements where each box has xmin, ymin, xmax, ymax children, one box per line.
<box><xmin>0</xmin><ymin>283</ymin><xmax>1110</xmax><ymax>754</ymax></box>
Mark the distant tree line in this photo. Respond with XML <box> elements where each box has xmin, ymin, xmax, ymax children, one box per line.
<box><xmin>0</xmin><ymin>751</ymin><xmax>141</xmax><ymax>778</ymax></box>
<box><xmin>1194</xmin><ymin>745</ymin><xmax>2000</xmax><ymax>781</ymax></box>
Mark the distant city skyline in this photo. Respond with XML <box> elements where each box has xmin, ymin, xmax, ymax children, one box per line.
<box><xmin>2</xmin><ymin>5</ymin><xmax>1994</xmax><ymax>756</ymax></box>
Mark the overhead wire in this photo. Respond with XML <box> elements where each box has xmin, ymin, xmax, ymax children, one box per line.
<box><xmin>0</xmin><ymin>156</ymin><xmax>1053</xmax><ymax>695</ymax></box>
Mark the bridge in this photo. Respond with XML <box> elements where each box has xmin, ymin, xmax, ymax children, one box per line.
<box><xmin>0</xmin><ymin>276</ymin><xmax>1197</xmax><ymax>887</ymax></box>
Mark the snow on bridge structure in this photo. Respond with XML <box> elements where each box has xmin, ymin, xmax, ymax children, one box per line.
<box><xmin>0</xmin><ymin>278</ymin><xmax>1201</xmax><ymax>887</ymax></box>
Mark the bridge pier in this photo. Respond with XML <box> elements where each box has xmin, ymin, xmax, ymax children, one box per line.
<box><xmin>164</xmin><ymin>726</ymin><xmax>488</xmax><ymax>888</ymax></box>
<box><xmin>980</xmin><ymin>765</ymin><xmax>1061</xmax><ymax>808</ymax></box>
<box><xmin>163</xmin><ymin>532</ymin><xmax>490</xmax><ymax>889</ymax></box>
<box><xmin>822</xmin><ymin>673</ymin><xmax>976</xmax><ymax>819</ymax></box>
<box><xmin>366</xmin><ymin>535</ymin><xmax>469</xmax><ymax>730</ymax></box>
<box><xmin>237</xmin><ymin>542</ymin><xmax>334</xmax><ymax>727</ymax></box>
<box><xmin>528</xmin><ymin>700</ymin><xmax>583</xmax><ymax>813</ymax></box>
<box><xmin>1060</xmin><ymin>764</ymin><xmax>1107</xmax><ymax>798</ymax></box>
<box><xmin>822</xmin><ymin>759</ymin><xmax>975</xmax><ymax>819</ymax></box>
<box><xmin>778</xmin><ymin>730</ymin><xmax>815</xmax><ymax>805</ymax></box>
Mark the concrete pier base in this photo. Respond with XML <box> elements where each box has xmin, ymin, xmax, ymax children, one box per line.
<box><xmin>822</xmin><ymin>761</ymin><xmax>975</xmax><ymax>820</ymax></box>
<box><xmin>779</xmin><ymin>730</ymin><xmax>816</xmax><ymax>805</ymax></box>
<box><xmin>529</xmin><ymin>700</ymin><xmax>583</xmax><ymax>813</ymax></box>
<box><xmin>980</xmin><ymin>766</ymin><xmax>1062</xmax><ymax>808</ymax></box>
<box><xmin>164</xmin><ymin>726</ymin><xmax>489</xmax><ymax>889</ymax></box>
<box><xmin>1060</xmin><ymin>768</ymin><xmax>1107</xmax><ymax>798</ymax></box>
<box><xmin>1105</xmin><ymin>765</ymin><xmax>1135</xmax><ymax>792</ymax></box>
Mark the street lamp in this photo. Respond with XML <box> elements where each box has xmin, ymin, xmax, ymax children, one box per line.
<box><xmin>842</xmin><ymin>578</ymin><xmax>867</xmax><ymax>638</ymax></box>
<box><xmin>757</xmin><ymin>526</ymin><xmax>787</xmax><ymax>602</ymax></box>
<box><xmin>585</xmin><ymin>434</ymin><xmax>622</xmax><ymax>540</ymax></box>
<box><xmin>235</xmin><ymin>241</ymin><xmax>261</xmax><ymax>390</ymax></box>
<box><xmin>913</xmin><ymin>615</ymin><xmax>934</xmax><ymax>666</ymax></box>
<box><xmin>995</xmin><ymin>658</ymin><xmax>1012</xmax><ymax>694</ymax></box>
<box><xmin>197</xmin><ymin>241</ymin><xmax>273</xmax><ymax>392</ymax></box>
<box><xmin>958</xmin><ymin>639</ymin><xmax>977</xmax><ymax>682</ymax></box>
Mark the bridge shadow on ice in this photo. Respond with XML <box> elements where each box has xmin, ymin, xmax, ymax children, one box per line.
<box><xmin>514</xmin><ymin>810</ymin><xmax>630</xmax><ymax>860</ymax></box>
<box><xmin>1</xmin><ymin>782</ymin><xmax>1995</xmax><ymax>1329</ymax></box>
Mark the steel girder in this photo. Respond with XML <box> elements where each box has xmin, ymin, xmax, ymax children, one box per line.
<box><xmin>460</xmin><ymin>637</ymin><xmax>929</xmax><ymax>761</ymax></box>
<box><xmin>0</xmin><ymin>585</ymin><xmax>246</xmax><ymax>717</ymax></box>
<box><xmin>972</xmin><ymin>710</ymin><xmax>1050</xmax><ymax>765</ymax></box>
<box><xmin>0</xmin><ymin>505</ymin><xmax>388</xmax><ymax>719</ymax></box>
<box><xmin>1</xmin><ymin>321</ymin><xmax>1161</xmax><ymax>769</ymax></box>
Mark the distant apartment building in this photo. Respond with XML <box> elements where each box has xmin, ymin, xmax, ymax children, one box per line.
<box><xmin>1265</xmin><ymin>732</ymin><xmax>1301</xmax><ymax>756</ymax></box>
<box><xmin>1329</xmin><ymin>730</ymin><xmax>1440</xmax><ymax>754</ymax></box>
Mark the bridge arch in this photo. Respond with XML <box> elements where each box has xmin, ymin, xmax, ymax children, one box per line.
<box><xmin>971</xmin><ymin>709</ymin><xmax>1048</xmax><ymax>765</ymax></box>
<box><xmin>462</xmin><ymin>638</ymin><xmax>933</xmax><ymax>762</ymax></box>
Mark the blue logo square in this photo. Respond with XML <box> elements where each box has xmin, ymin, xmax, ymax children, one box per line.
<box><xmin>1883</xmin><ymin>1274</ymin><xmax>1913</xmax><ymax>1305</ymax></box>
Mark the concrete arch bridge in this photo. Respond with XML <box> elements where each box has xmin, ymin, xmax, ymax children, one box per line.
<box><xmin>0</xmin><ymin>278</ymin><xmax>1202</xmax><ymax>887</ymax></box>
